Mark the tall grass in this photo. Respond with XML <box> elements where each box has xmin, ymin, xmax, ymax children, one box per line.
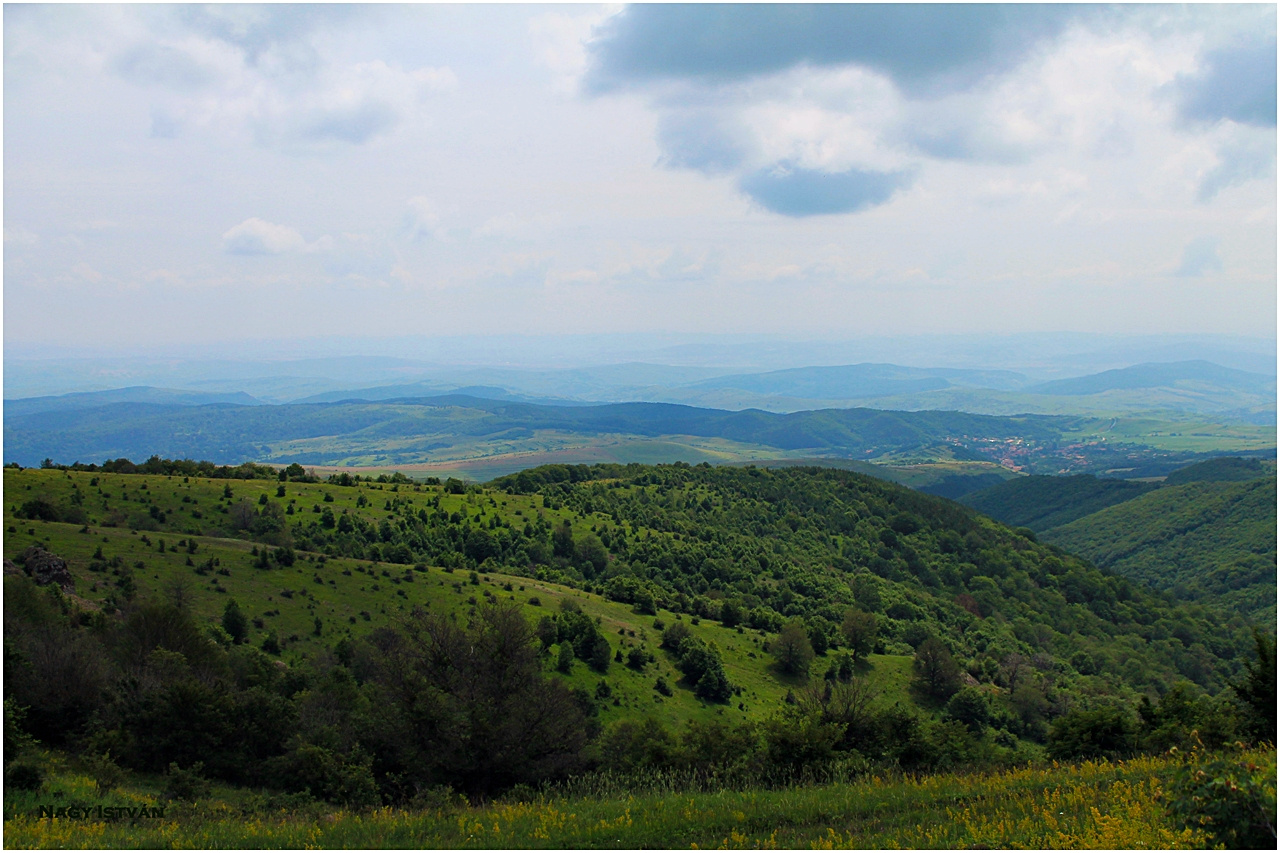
<box><xmin>9</xmin><ymin>748</ymin><xmax>1265</xmax><ymax>849</ymax></box>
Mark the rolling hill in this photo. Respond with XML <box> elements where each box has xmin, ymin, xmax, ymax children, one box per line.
<box><xmin>4</xmin><ymin>459</ymin><xmax>1270</xmax><ymax>840</ymax></box>
<box><xmin>961</xmin><ymin>458</ymin><xmax>1277</xmax><ymax>623</ymax></box>
<box><xmin>1027</xmin><ymin>360</ymin><xmax>1275</xmax><ymax>396</ymax></box>
<box><xmin>5</xmin><ymin>462</ymin><xmax>1256</xmax><ymax>698</ymax></box>
<box><xmin>1043</xmin><ymin>477</ymin><xmax>1277</xmax><ymax>624</ymax></box>
<box><xmin>2</xmin><ymin>395</ymin><xmax>1067</xmax><ymax>469</ymax></box>
<box><xmin>961</xmin><ymin>475</ymin><xmax>1159</xmax><ymax>532</ymax></box>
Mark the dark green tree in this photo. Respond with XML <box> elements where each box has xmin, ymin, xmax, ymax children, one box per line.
<box><xmin>772</xmin><ymin>621</ymin><xmax>815</xmax><ymax>677</ymax></box>
<box><xmin>1046</xmin><ymin>707</ymin><xmax>1138</xmax><ymax>760</ymax></box>
<box><xmin>912</xmin><ymin>637</ymin><xmax>962</xmax><ymax>702</ymax></box>
<box><xmin>588</xmin><ymin>635</ymin><xmax>612</xmax><ymax>673</ymax></box>
<box><xmin>1232</xmin><ymin>627</ymin><xmax>1276</xmax><ymax>743</ymax></box>
<box><xmin>944</xmin><ymin>686</ymin><xmax>990</xmax><ymax>733</ymax></box>
<box><xmin>841</xmin><ymin>609</ymin><xmax>878</xmax><ymax>662</ymax></box>
<box><xmin>221</xmin><ymin>600</ymin><xmax>248</xmax><ymax>645</ymax></box>
<box><xmin>552</xmin><ymin>522</ymin><xmax>575</xmax><ymax>559</ymax></box>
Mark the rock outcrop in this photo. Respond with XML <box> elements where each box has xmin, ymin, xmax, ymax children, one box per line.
<box><xmin>19</xmin><ymin>545</ymin><xmax>75</xmax><ymax>593</ymax></box>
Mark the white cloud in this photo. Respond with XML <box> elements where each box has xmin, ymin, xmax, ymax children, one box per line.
<box><xmin>222</xmin><ymin>218</ymin><xmax>309</xmax><ymax>255</ymax></box>
<box><xmin>1171</xmin><ymin>237</ymin><xmax>1223</xmax><ymax>278</ymax></box>
<box><xmin>71</xmin><ymin>262</ymin><xmax>104</xmax><ymax>283</ymax></box>
<box><xmin>86</xmin><ymin>8</ymin><xmax>458</xmax><ymax>148</ymax></box>
<box><xmin>476</xmin><ymin>212</ymin><xmax>560</xmax><ymax>241</ymax></box>
<box><xmin>403</xmin><ymin>197</ymin><xmax>446</xmax><ymax>242</ymax></box>
<box><xmin>1196</xmin><ymin>129</ymin><xmax>1277</xmax><ymax>202</ymax></box>
<box><xmin>529</xmin><ymin>7</ymin><xmax>616</xmax><ymax>95</ymax></box>
<box><xmin>4</xmin><ymin>226</ymin><xmax>39</xmax><ymax>246</ymax></box>
<box><xmin>2</xmin><ymin>5</ymin><xmax>1273</xmax><ymax>346</ymax></box>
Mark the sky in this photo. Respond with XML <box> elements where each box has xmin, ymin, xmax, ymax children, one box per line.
<box><xmin>3</xmin><ymin>3</ymin><xmax>1277</xmax><ymax>354</ymax></box>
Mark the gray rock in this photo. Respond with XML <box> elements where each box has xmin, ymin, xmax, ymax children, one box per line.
<box><xmin>21</xmin><ymin>546</ymin><xmax>75</xmax><ymax>592</ymax></box>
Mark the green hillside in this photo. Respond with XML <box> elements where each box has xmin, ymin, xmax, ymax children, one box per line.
<box><xmin>1043</xmin><ymin>477</ymin><xmax>1277</xmax><ymax>624</ymax></box>
<box><xmin>4</xmin><ymin>460</ymin><xmax>1273</xmax><ymax>832</ymax></box>
<box><xmin>961</xmin><ymin>475</ymin><xmax>1158</xmax><ymax>532</ymax></box>
<box><xmin>1162</xmin><ymin>455</ymin><xmax>1276</xmax><ymax>486</ymax></box>
<box><xmin>6</xmin><ymin>461</ymin><xmax>1257</xmax><ymax>700</ymax></box>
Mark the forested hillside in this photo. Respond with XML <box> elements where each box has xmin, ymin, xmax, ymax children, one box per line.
<box><xmin>1043</xmin><ymin>477</ymin><xmax>1277</xmax><ymax>623</ymax></box>
<box><xmin>961</xmin><ymin>475</ymin><xmax>1158</xmax><ymax>532</ymax></box>
<box><xmin>7</xmin><ymin>461</ymin><xmax>1259</xmax><ymax>698</ymax></box>
<box><xmin>960</xmin><ymin>459</ymin><xmax>1277</xmax><ymax>623</ymax></box>
<box><xmin>4</xmin><ymin>459</ymin><xmax>1273</xmax><ymax>830</ymax></box>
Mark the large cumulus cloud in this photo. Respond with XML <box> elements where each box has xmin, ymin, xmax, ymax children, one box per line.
<box><xmin>585</xmin><ymin>4</ymin><xmax>1088</xmax><ymax>97</ymax></box>
<box><xmin>584</xmin><ymin>4</ymin><xmax>1276</xmax><ymax>217</ymax></box>
<box><xmin>1173</xmin><ymin>38</ymin><xmax>1277</xmax><ymax>128</ymax></box>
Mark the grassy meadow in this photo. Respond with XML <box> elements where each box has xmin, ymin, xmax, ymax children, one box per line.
<box><xmin>1057</xmin><ymin>416</ymin><xmax>1276</xmax><ymax>455</ymax></box>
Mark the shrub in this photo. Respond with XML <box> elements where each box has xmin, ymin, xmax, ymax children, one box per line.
<box><xmin>4</xmin><ymin>762</ymin><xmax>44</xmax><ymax>791</ymax></box>
<box><xmin>85</xmin><ymin>751</ymin><xmax>125</xmax><ymax>796</ymax></box>
<box><xmin>557</xmin><ymin>642</ymin><xmax>574</xmax><ymax>673</ymax></box>
<box><xmin>945</xmin><ymin>687</ymin><xmax>991</xmax><ymax>733</ymax></box>
<box><xmin>1165</xmin><ymin>745</ymin><xmax>1277</xmax><ymax>850</ymax></box>
<box><xmin>660</xmin><ymin>621</ymin><xmax>690</xmax><ymax>651</ymax></box>
<box><xmin>164</xmin><ymin>761</ymin><xmax>211</xmax><ymax>802</ymax></box>
<box><xmin>1046</xmin><ymin>706</ymin><xmax>1137</xmax><ymax>760</ymax></box>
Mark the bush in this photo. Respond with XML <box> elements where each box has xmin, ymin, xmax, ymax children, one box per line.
<box><xmin>164</xmin><ymin>761</ymin><xmax>211</xmax><ymax>802</ymax></box>
<box><xmin>1165</xmin><ymin>745</ymin><xmax>1277</xmax><ymax>850</ymax></box>
<box><xmin>85</xmin><ymin>751</ymin><xmax>125</xmax><ymax>796</ymax></box>
<box><xmin>944</xmin><ymin>687</ymin><xmax>991</xmax><ymax>733</ymax></box>
<box><xmin>660</xmin><ymin>621</ymin><xmax>691</xmax><ymax>651</ymax></box>
<box><xmin>4</xmin><ymin>762</ymin><xmax>44</xmax><ymax>791</ymax></box>
<box><xmin>1046</xmin><ymin>706</ymin><xmax>1137</xmax><ymax>760</ymax></box>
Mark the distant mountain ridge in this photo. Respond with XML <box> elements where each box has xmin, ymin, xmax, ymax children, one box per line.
<box><xmin>7</xmin><ymin>358</ymin><xmax>1273</xmax><ymax>421</ymax></box>
<box><xmin>295</xmin><ymin>383</ymin><xmax>588</xmax><ymax>407</ymax></box>
<box><xmin>683</xmin><ymin>363</ymin><xmax>1031</xmax><ymax>398</ymax></box>
<box><xmin>1028</xmin><ymin>360</ymin><xmax>1276</xmax><ymax>396</ymax></box>
<box><xmin>3</xmin><ymin>393</ymin><xmax>1065</xmax><ymax>468</ymax></box>
<box><xmin>4</xmin><ymin>386</ymin><xmax>264</xmax><ymax>418</ymax></box>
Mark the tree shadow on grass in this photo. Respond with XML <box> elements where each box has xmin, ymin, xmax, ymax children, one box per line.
<box><xmin>765</xmin><ymin>660</ymin><xmax>812</xmax><ymax>689</ymax></box>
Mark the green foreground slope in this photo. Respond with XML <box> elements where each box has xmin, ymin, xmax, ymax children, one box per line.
<box><xmin>5</xmin><ymin>462</ymin><xmax>1258</xmax><ymax>699</ymax></box>
<box><xmin>5</xmin><ymin>461</ymin><xmax>1274</xmax><ymax>843</ymax></box>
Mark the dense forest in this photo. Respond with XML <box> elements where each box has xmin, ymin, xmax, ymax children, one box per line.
<box><xmin>963</xmin><ymin>459</ymin><xmax>1277</xmax><ymax>623</ymax></box>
